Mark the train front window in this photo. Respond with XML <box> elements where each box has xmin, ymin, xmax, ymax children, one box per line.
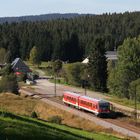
<box><xmin>99</xmin><ymin>103</ymin><xmax>110</xmax><ymax>110</ymax></box>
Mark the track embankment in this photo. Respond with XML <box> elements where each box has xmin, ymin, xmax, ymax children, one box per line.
<box><xmin>20</xmin><ymin>88</ymin><xmax>140</xmax><ymax>140</ymax></box>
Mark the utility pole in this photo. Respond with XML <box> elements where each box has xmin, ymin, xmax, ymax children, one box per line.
<box><xmin>82</xmin><ymin>80</ymin><xmax>87</xmax><ymax>96</ymax></box>
<box><xmin>85</xmin><ymin>75</ymin><xmax>90</xmax><ymax>96</ymax></box>
<box><xmin>54</xmin><ymin>75</ymin><xmax>56</xmax><ymax>97</ymax></box>
<box><xmin>134</xmin><ymin>85</ymin><xmax>137</xmax><ymax>126</ymax></box>
<box><xmin>85</xmin><ymin>80</ymin><xmax>87</xmax><ymax>96</ymax></box>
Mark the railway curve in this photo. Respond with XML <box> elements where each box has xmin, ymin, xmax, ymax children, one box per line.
<box><xmin>20</xmin><ymin>88</ymin><xmax>140</xmax><ymax>140</ymax></box>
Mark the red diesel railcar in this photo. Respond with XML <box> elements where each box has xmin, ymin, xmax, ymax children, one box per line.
<box><xmin>79</xmin><ymin>96</ymin><xmax>111</xmax><ymax>116</ymax></box>
<box><xmin>63</xmin><ymin>91</ymin><xmax>112</xmax><ymax>116</ymax></box>
<box><xmin>63</xmin><ymin>91</ymin><xmax>81</xmax><ymax>108</ymax></box>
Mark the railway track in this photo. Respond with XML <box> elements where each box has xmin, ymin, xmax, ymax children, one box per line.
<box><xmin>20</xmin><ymin>88</ymin><xmax>140</xmax><ymax>139</ymax></box>
<box><xmin>47</xmin><ymin>96</ymin><xmax>140</xmax><ymax>134</ymax></box>
<box><xmin>105</xmin><ymin>119</ymin><xmax>140</xmax><ymax>134</ymax></box>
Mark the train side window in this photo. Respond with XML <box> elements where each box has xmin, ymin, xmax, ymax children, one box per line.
<box><xmin>72</xmin><ymin>97</ymin><xmax>75</xmax><ymax>101</ymax></box>
<box><xmin>81</xmin><ymin>100</ymin><xmax>86</xmax><ymax>105</ymax></box>
<box><xmin>67</xmin><ymin>96</ymin><xmax>76</xmax><ymax>102</ymax></box>
<box><xmin>89</xmin><ymin>103</ymin><xmax>92</xmax><ymax>107</ymax></box>
<box><xmin>92</xmin><ymin>104</ymin><xmax>96</xmax><ymax>108</ymax></box>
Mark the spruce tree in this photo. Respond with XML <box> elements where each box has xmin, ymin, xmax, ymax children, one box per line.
<box><xmin>0</xmin><ymin>64</ymin><xmax>19</xmax><ymax>94</ymax></box>
<box><xmin>88</xmin><ymin>37</ymin><xmax>107</xmax><ymax>92</ymax></box>
<box><xmin>0</xmin><ymin>48</ymin><xmax>6</xmax><ymax>63</ymax></box>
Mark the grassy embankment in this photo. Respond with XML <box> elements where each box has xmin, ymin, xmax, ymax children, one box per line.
<box><xmin>0</xmin><ymin>93</ymin><xmax>126</xmax><ymax>140</ymax></box>
<box><xmin>105</xmin><ymin>94</ymin><xmax>140</xmax><ymax>110</ymax></box>
<box><xmin>0</xmin><ymin>111</ymin><xmax>123</xmax><ymax>140</ymax></box>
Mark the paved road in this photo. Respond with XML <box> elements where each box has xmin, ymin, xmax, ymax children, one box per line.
<box><xmin>33</xmin><ymin>79</ymin><xmax>108</xmax><ymax>98</ymax></box>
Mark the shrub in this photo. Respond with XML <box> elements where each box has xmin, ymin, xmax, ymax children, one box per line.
<box><xmin>31</xmin><ymin>111</ymin><xmax>38</xmax><ymax>118</ymax></box>
<box><xmin>0</xmin><ymin>73</ymin><xmax>19</xmax><ymax>94</ymax></box>
<box><xmin>16</xmin><ymin>73</ymin><xmax>27</xmax><ymax>82</ymax></box>
<box><xmin>0</xmin><ymin>64</ymin><xmax>13</xmax><ymax>76</ymax></box>
<box><xmin>48</xmin><ymin>116</ymin><xmax>62</xmax><ymax>124</ymax></box>
<box><xmin>62</xmin><ymin>62</ymin><xmax>84</xmax><ymax>86</ymax></box>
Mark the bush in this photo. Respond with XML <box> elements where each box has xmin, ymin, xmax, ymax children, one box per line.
<box><xmin>31</xmin><ymin>111</ymin><xmax>38</xmax><ymax>118</ymax></box>
<box><xmin>0</xmin><ymin>64</ymin><xmax>13</xmax><ymax>76</ymax></box>
<box><xmin>62</xmin><ymin>62</ymin><xmax>84</xmax><ymax>86</ymax></box>
<box><xmin>16</xmin><ymin>73</ymin><xmax>27</xmax><ymax>82</ymax></box>
<box><xmin>48</xmin><ymin>116</ymin><xmax>62</xmax><ymax>124</ymax></box>
<box><xmin>0</xmin><ymin>73</ymin><xmax>19</xmax><ymax>94</ymax></box>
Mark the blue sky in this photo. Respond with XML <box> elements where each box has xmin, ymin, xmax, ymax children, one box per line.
<box><xmin>0</xmin><ymin>0</ymin><xmax>140</xmax><ymax>17</ymax></box>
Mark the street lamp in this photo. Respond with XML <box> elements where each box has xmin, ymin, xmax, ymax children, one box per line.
<box><xmin>82</xmin><ymin>75</ymin><xmax>89</xmax><ymax>96</ymax></box>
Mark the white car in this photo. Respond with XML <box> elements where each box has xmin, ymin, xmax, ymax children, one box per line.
<box><xmin>26</xmin><ymin>79</ymin><xmax>36</xmax><ymax>85</ymax></box>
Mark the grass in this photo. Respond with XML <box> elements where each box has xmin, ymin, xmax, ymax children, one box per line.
<box><xmin>0</xmin><ymin>111</ymin><xmax>123</xmax><ymax>140</ymax></box>
<box><xmin>0</xmin><ymin>93</ymin><xmax>38</xmax><ymax>116</ymax></box>
<box><xmin>106</xmin><ymin>94</ymin><xmax>140</xmax><ymax>110</ymax></box>
<box><xmin>0</xmin><ymin>93</ymin><xmax>127</xmax><ymax>139</ymax></box>
<box><xmin>25</xmin><ymin>61</ymin><xmax>53</xmax><ymax>76</ymax></box>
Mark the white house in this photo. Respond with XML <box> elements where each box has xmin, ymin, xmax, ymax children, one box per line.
<box><xmin>82</xmin><ymin>51</ymin><xmax>117</xmax><ymax>64</ymax></box>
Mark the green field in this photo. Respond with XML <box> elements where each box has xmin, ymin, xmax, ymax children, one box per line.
<box><xmin>0</xmin><ymin>111</ymin><xmax>123</xmax><ymax>140</ymax></box>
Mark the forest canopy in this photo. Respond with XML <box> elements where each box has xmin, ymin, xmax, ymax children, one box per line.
<box><xmin>0</xmin><ymin>12</ymin><xmax>140</xmax><ymax>62</ymax></box>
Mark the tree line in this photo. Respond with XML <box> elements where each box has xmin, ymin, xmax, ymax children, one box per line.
<box><xmin>0</xmin><ymin>12</ymin><xmax>140</xmax><ymax>63</ymax></box>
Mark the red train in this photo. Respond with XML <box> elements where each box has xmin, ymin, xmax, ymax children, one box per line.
<box><xmin>63</xmin><ymin>91</ymin><xmax>112</xmax><ymax>117</ymax></box>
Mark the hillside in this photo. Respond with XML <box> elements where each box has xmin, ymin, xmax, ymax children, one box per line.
<box><xmin>0</xmin><ymin>13</ymin><xmax>88</xmax><ymax>24</ymax></box>
<box><xmin>0</xmin><ymin>93</ymin><xmax>125</xmax><ymax>140</ymax></box>
<box><xmin>0</xmin><ymin>111</ymin><xmax>91</xmax><ymax>140</ymax></box>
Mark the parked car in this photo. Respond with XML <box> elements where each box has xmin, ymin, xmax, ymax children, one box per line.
<box><xmin>26</xmin><ymin>79</ymin><xmax>36</xmax><ymax>85</ymax></box>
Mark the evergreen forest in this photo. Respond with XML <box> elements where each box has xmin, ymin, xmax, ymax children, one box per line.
<box><xmin>0</xmin><ymin>12</ymin><xmax>140</xmax><ymax>63</ymax></box>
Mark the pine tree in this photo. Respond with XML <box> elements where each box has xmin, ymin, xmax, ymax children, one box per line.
<box><xmin>0</xmin><ymin>64</ymin><xmax>19</xmax><ymax>94</ymax></box>
<box><xmin>88</xmin><ymin>37</ymin><xmax>107</xmax><ymax>92</ymax></box>
<box><xmin>0</xmin><ymin>48</ymin><xmax>6</xmax><ymax>63</ymax></box>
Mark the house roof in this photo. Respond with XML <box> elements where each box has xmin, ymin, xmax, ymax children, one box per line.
<box><xmin>106</xmin><ymin>51</ymin><xmax>117</xmax><ymax>60</ymax></box>
<box><xmin>82</xmin><ymin>58</ymin><xmax>89</xmax><ymax>64</ymax></box>
<box><xmin>11</xmin><ymin>58</ymin><xmax>31</xmax><ymax>73</ymax></box>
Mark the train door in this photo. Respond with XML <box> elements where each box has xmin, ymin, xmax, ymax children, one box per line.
<box><xmin>110</xmin><ymin>103</ymin><xmax>114</xmax><ymax>111</ymax></box>
<box><xmin>92</xmin><ymin>103</ymin><xmax>98</xmax><ymax>115</ymax></box>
